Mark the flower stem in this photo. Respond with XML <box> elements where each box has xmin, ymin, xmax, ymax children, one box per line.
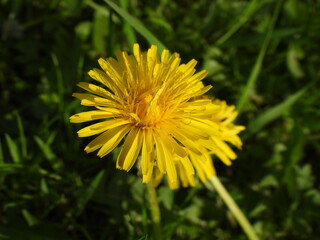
<box><xmin>208</xmin><ymin>176</ymin><xmax>259</xmax><ymax>240</ymax></box>
<box><xmin>147</xmin><ymin>183</ymin><xmax>162</xmax><ymax>240</ymax></box>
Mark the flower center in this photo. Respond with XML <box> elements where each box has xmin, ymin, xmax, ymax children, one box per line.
<box><xmin>129</xmin><ymin>94</ymin><xmax>163</xmax><ymax>128</ymax></box>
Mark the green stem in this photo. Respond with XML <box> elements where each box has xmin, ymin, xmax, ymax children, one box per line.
<box><xmin>209</xmin><ymin>176</ymin><xmax>259</xmax><ymax>240</ymax></box>
<box><xmin>147</xmin><ymin>183</ymin><xmax>162</xmax><ymax>240</ymax></box>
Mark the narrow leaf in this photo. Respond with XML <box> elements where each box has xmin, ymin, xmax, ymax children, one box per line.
<box><xmin>87</xmin><ymin>0</ymin><xmax>166</xmax><ymax>52</ymax></box>
<box><xmin>236</xmin><ymin>0</ymin><xmax>283</xmax><ymax>112</ymax></box>
<box><xmin>5</xmin><ymin>134</ymin><xmax>20</xmax><ymax>163</ymax></box>
<box><xmin>0</xmin><ymin>139</ymin><xmax>3</xmax><ymax>163</ymax></box>
<box><xmin>34</xmin><ymin>136</ymin><xmax>56</xmax><ymax>161</ymax></box>
<box><xmin>120</xmin><ymin>0</ymin><xmax>137</xmax><ymax>47</ymax></box>
<box><xmin>22</xmin><ymin>209</ymin><xmax>40</xmax><ymax>226</ymax></box>
<box><xmin>246</xmin><ymin>86</ymin><xmax>308</xmax><ymax>135</ymax></box>
<box><xmin>34</xmin><ymin>136</ymin><xmax>62</xmax><ymax>170</ymax></box>
<box><xmin>216</xmin><ymin>0</ymin><xmax>263</xmax><ymax>45</ymax></box>
<box><xmin>40</xmin><ymin>178</ymin><xmax>49</xmax><ymax>194</ymax></box>
<box><xmin>15</xmin><ymin>111</ymin><xmax>27</xmax><ymax>158</ymax></box>
<box><xmin>0</xmin><ymin>163</ymin><xmax>23</xmax><ymax>174</ymax></box>
<box><xmin>76</xmin><ymin>170</ymin><xmax>105</xmax><ymax>216</ymax></box>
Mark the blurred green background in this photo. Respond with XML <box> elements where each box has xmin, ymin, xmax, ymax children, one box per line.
<box><xmin>1</xmin><ymin>0</ymin><xmax>320</xmax><ymax>239</ymax></box>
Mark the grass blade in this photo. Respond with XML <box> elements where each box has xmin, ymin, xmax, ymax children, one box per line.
<box><xmin>0</xmin><ymin>163</ymin><xmax>23</xmax><ymax>174</ymax></box>
<box><xmin>216</xmin><ymin>0</ymin><xmax>263</xmax><ymax>45</ymax></box>
<box><xmin>75</xmin><ymin>170</ymin><xmax>105</xmax><ymax>216</ymax></box>
<box><xmin>5</xmin><ymin>134</ymin><xmax>21</xmax><ymax>163</ymax></box>
<box><xmin>15</xmin><ymin>112</ymin><xmax>27</xmax><ymax>158</ymax></box>
<box><xmin>236</xmin><ymin>0</ymin><xmax>283</xmax><ymax>112</ymax></box>
<box><xmin>34</xmin><ymin>136</ymin><xmax>62</xmax><ymax>170</ymax></box>
<box><xmin>0</xmin><ymin>139</ymin><xmax>3</xmax><ymax>164</ymax></box>
<box><xmin>51</xmin><ymin>52</ymin><xmax>64</xmax><ymax>110</ymax></box>
<box><xmin>246</xmin><ymin>86</ymin><xmax>309</xmax><ymax>135</ymax></box>
<box><xmin>87</xmin><ymin>0</ymin><xmax>166</xmax><ymax>52</ymax></box>
<box><xmin>120</xmin><ymin>0</ymin><xmax>137</xmax><ymax>47</ymax></box>
<box><xmin>34</xmin><ymin>136</ymin><xmax>56</xmax><ymax>161</ymax></box>
<box><xmin>22</xmin><ymin>209</ymin><xmax>40</xmax><ymax>227</ymax></box>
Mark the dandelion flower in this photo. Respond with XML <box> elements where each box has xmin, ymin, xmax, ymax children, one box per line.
<box><xmin>70</xmin><ymin>44</ymin><xmax>231</xmax><ymax>188</ymax></box>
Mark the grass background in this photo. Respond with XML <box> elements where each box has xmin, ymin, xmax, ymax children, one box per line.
<box><xmin>1</xmin><ymin>0</ymin><xmax>320</xmax><ymax>239</ymax></box>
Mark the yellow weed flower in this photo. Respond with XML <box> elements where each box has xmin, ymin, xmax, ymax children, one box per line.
<box><xmin>70</xmin><ymin>44</ymin><xmax>226</xmax><ymax>188</ymax></box>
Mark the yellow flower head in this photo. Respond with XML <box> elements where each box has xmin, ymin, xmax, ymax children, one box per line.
<box><xmin>70</xmin><ymin>44</ymin><xmax>242</xmax><ymax>189</ymax></box>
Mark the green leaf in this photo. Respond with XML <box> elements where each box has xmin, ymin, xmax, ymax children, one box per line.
<box><xmin>34</xmin><ymin>136</ymin><xmax>55</xmax><ymax>160</ymax></box>
<box><xmin>92</xmin><ymin>10</ymin><xmax>108</xmax><ymax>53</ymax></box>
<box><xmin>249</xmin><ymin>203</ymin><xmax>267</xmax><ymax>218</ymax></box>
<box><xmin>15</xmin><ymin>111</ymin><xmax>27</xmax><ymax>158</ymax></box>
<box><xmin>51</xmin><ymin>53</ymin><xmax>64</xmax><ymax>100</ymax></box>
<box><xmin>246</xmin><ymin>86</ymin><xmax>308</xmax><ymax>135</ymax></box>
<box><xmin>87</xmin><ymin>0</ymin><xmax>166</xmax><ymax>52</ymax></box>
<box><xmin>296</xmin><ymin>164</ymin><xmax>313</xmax><ymax>190</ymax></box>
<box><xmin>0</xmin><ymin>139</ymin><xmax>3</xmax><ymax>164</ymax></box>
<box><xmin>286</xmin><ymin>43</ymin><xmax>305</xmax><ymax>78</ymax></box>
<box><xmin>236</xmin><ymin>0</ymin><xmax>283</xmax><ymax>112</ymax></box>
<box><xmin>75</xmin><ymin>21</ymin><xmax>92</xmax><ymax>41</ymax></box>
<box><xmin>120</xmin><ymin>0</ymin><xmax>137</xmax><ymax>47</ymax></box>
<box><xmin>34</xmin><ymin>136</ymin><xmax>62</xmax><ymax>170</ymax></box>
<box><xmin>5</xmin><ymin>134</ymin><xmax>20</xmax><ymax>163</ymax></box>
<box><xmin>259</xmin><ymin>175</ymin><xmax>279</xmax><ymax>188</ymax></box>
<box><xmin>0</xmin><ymin>163</ymin><xmax>23</xmax><ymax>174</ymax></box>
<box><xmin>75</xmin><ymin>170</ymin><xmax>105</xmax><ymax>216</ymax></box>
<box><xmin>158</xmin><ymin>186</ymin><xmax>174</xmax><ymax>210</ymax></box>
<box><xmin>216</xmin><ymin>0</ymin><xmax>265</xmax><ymax>45</ymax></box>
<box><xmin>22</xmin><ymin>209</ymin><xmax>40</xmax><ymax>227</ymax></box>
<box><xmin>40</xmin><ymin>178</ymin><xmax>49</xmax><ymax>194</ymax></box>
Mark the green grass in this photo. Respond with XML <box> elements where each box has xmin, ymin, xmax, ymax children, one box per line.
<box><xmin>1</xmin><ymin>0</ymin><xmax>320</xmax><ymax>239</ymax></box>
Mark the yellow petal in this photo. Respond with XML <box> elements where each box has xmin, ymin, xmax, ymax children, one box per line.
<box><xmin>96</xmin><ymin>125</ymin><xmax>132</xmax><ymax>158</ymax></box>
<box><xmin>187</xmin><ymin>70</ymin><xmax>208</xmax><ymax>83</ymax></box>
<box><xmin>176</xmin><ymin>161</ymin><xmax>196</xmax><ymax>188</ymax></box>
<box><xmin>203</xmin><ymin>153</ymin><xmax>216</xmax><ymax>177</ymax></box>
<box><xmin>154</xmin><ymin>134</ymin><xmax>166</xmax><ymax>173</ymax></box>
<box><xmin>190</xmin><ymin>153</ymin><xmax>215</xmax><ymax>182</ymax></box>
<box><xmin>171</xmin><ymin>129</ymin><xmax>202</xmax><ymax>155</ymax></box>
<box><xmin>179</xmin><ymin>156</ymin><xmax>195</xmax><ymax>176</ymax></box>
<box><xmin>99</xmin><ymin>57</ymin><xmax>123</xmax><ymax>86</ymax></box>
<box><xmin>70</xmin><ymin>110</ymin><xmax>116</xmax><ymax>123</ymax></box>
<box><xmin>213</xmin><ymin>138</ymin><xmax>236</xmax><ymax>160</ymax></box>
<box><xmin>77</xmin><ymin>82</ymin><xmax>115</xmax><ymax>100</ymax></box>
<box><xmin>85</xmin><ymin>125</ymin><xmax>131</xmax><ymax>154</ymax></box>
<box><xmin>189</xmin><ymin>154</ymin><xmax>206</xmax><ymax>182</ymax></box>
<box><xmin>179</xmin><ymin>121</ymin><xmax>211</xmax><ymax>139</ymax></box>
<box><xmin>77</xmin><ymin>119</ymin><xmax>130</xmax><ymax>137</ymax></box>
<box><xmin>117</xmin><ymin>128</ymin><xmax>143</xmax><ymax>171</ymax></box>
<box><xmin>161</xmin><ymin>49</ymin><xmax>169</xmax><ymax>63</ymax></box>
<box><xmin>72</xmin><ymin>93</ymin><xmax>97</xmax><ymax>106</ymax></box>
<box><xmin>142</xmin><ymin>166</ymin><xmax>153</xmax><ymax>183</ymax></box>
<box><xmin>147</xmin><ymin>45</ymin><xmax>158</xmax><ymax>72</ymax></box>
<box><xmin>155</xmin><ymin>132</ymin><xmax>177</xmax><ymax>184</ymax></box>
<box><xmin>177</xmin><ymin>164</ymin><xmax>188</xmax><ymax>188</ymax></box>
<box><xmin>141</xmin><ymin>130</ymin><xmax>154</xmax><ymax>175</ymax></box>
<box><xmin>88</xmin><ymin>68</ymin><xmax>123</xmax><ymax>97</ymax></box>
<box><xmin>169</xmin><ymin>137</ymin><xmax>187</xmax><ymax>158</ymax></box>
<box><xmin>178</xmin><ymin>59</ymin><xmax>197</xmax><ymax>77</ymax></box>
<box><xmin>212</xmin><ymin>147</ymin><xmax>232</xmax><ymax>166</ymax></box>
<box><xmin>133</xmin><ymin>43</ymin><xmax>141</xmax><ymax>63</ymax></box>
<box><xmin>72</xmin><ymin>93</ymin><xmax>113</xmax><ymax>107</ymax></box>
